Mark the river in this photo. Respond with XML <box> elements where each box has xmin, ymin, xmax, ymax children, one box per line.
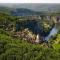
<box><xmin>45</xmin><ymin>26</ymin><xmax>58</xmax><ymax>41</ymax></box>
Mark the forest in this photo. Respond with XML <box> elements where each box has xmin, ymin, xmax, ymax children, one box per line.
<box><xmin>0</xmin><ymin>6</ymin><xmax>60</xmax><ymax>60</ymax></box>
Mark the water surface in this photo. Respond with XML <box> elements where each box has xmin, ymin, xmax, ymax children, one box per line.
<box><xmin>45</xmin><ymin>26</ymin><xmax>58</xmax><ymax>41</ymax></box>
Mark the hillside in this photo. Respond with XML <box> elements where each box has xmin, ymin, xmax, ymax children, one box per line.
<box><xmin>0</xmin><ymin>7</ymin><xmax>43</xmax><ymax>16</ymax></box>
<box><xmin>11</xmin><ymin>8</ymin><xmax>42</xmax><ymax>16</ymax></box>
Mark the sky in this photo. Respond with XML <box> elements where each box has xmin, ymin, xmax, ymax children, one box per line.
<box><xmin>0</xmin><ymin>0</ymin><xmax>60</xmax><ymax>3</ymax></box>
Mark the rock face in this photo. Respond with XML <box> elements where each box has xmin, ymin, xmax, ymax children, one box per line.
<box><xmin>12</xmin><ymin>28</ymin><xmax>43</xmax><ymax>43</ymax></box>
<box><xmin>15</xmin><ymin>15</ymin><xmax>60</xmax><ymax>43</ymax></box>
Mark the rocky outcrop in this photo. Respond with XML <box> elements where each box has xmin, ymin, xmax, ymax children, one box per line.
<box><xmin>12</xmin><ymin>28</ymin><xmax>43</xmax><ymax>43</ymax></box>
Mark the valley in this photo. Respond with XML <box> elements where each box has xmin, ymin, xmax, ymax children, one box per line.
<box><xmin>0</xmin><ymin>4</ymin><xmax>60</xmax><ymax>60</ymax></box>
